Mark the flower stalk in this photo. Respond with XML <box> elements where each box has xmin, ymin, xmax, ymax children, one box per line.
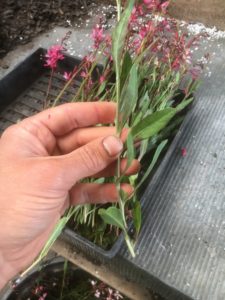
<box><xmin>116</xmin><ymin>0</ymin><xmax>121</xmax><ymax>21</ymax></box>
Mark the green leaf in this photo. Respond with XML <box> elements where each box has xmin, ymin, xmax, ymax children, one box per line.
<box><xmin>138</xmin><ymin>139</ymin><xmax>149</xmax><ymax>161</ymax></box>
<box><xmin>132</xmin><ymin>91</ymin><xmax>150</xmax><ymax>126</ymax></box>
<box><xmin>119</xmin><ymin>63</ymin><xmax>139</xmax><ymax>129</ymax></box>
<box><xmin>132</xmin><ymin>99</ymin><xmax>192</xmax><ymax>140</ymax></box>
<box><xmin>96</xmin><ymin>80</ymin><xmax>107</xmax><ymax>97</ymax></box>
<box><xmin>99</xmin><ymin>207</ymin><xmax>126</xmax><ymax>231</ymax></box>
<box><xmin>126</xmin><ymin>132</ymin><xmax>135</xmax><ymax>169</ymax></box>
<box><xmin>121</xmin><ymin>51</ymin><xmax>133</xmax><ymax>89</ymax></box>
<box><xmin>132</xmin><ymin>108</ymin><xmax>175</xmax><ymax>139</ymax></box>
<box><xmin>175</xmin><ymin>71</ymin><xmax>181</xmax><ymax>84</ymax></box>
<box><xmin>175</xmin><ymin>98</ymin><xmax>193</xmax><ymax>112</ymax></box>
<box><xmin>21</xmin><ymin>214</ymin><xmax>71</xmax><ymax>276</ymax></box>
<box><xmin>129</xmin><ymin>174</ymin><xmax>138</xmax><ymax>186</ymax></box>
<box><xmin>136</xmin><ymin>140</ymin><xmax>168</xmax><ymax>190</ymax></box>
<box><xmin>112</xmin><ymin>0</ymin><xmax>135</xmax><ymax>73</ymax></box>
<box><xmin>133</xmin><ymin>201</ymin><xmax>142</xmax><ymax>235</ymax></box>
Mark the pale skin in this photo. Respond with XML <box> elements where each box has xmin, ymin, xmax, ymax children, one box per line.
<box><xmin>0</xmin><ymin>102</ymin><xmax>139</xmax><ymax>289</ymax></box>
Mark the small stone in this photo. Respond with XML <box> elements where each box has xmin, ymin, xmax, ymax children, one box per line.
<box><xmin>2</xmin><ymin>64</ymin><xmax>9</xmax><ymax>69</ymax></box>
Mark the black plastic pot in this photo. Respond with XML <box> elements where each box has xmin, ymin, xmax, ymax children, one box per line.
<box><xmin>1</xmin><ymin>257</ymin><xmax>124</xmax><ymax>300</ymax></box>
<box><xmin>0</xmin><ymin>48</ymin><xmax>192</xmax><ymax>262</ymax></box>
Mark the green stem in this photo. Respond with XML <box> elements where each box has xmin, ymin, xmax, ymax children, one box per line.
<box><xmin>44</xmin><ymin>68</ymin><xmax>54</xmax><ymax>108</ymax></box>
<box><xmin>115</xmin><ymin>73</ymin><xmax>120</xmax><ymax>133</ymax></box>
<box><xmin>52</xmin><ymin>64</ymin><xmax>84</xmax><ymax>107</ymax></box>
<box><xmin>114</xmin><ymin>0</ymin><xmax>128</xmax><ymax>236</ymax></box>
<box><xmin>125</xmin><ymin>233</ymin><xmax>135</xmax><ymax>258</ymax></box>
<box><xmin>60</xmin><ymin>260</ymin><xmax>68</xmax><ymax>300</ymax></box>
<box><xmin>72</xmin><ymin>61</ymin><xmax>97</xmax><ymax>102</ymax></box>
<box><xmin>116</xmin><ymin>0</ymin><xmax>121</xmax><ymax>21</ymax></box>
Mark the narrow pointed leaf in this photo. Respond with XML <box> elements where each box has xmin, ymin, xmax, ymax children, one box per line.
<box><xmin>136</xmin><ymin>140</ymin><xmax>168</xmax><ymax>190</ymax></box>
<box><xmin>119</xmin><ymin>63</ymin><xmax>138</xmax><ymax>129</ymax></box>
<box><xmin>132</xmin><ymin>108</ymin><xmax>175</xmax><ymax>139</ymax></box>
<box><xmin>112</xmin><ymin>0</ymin><xmax>135</xmax><ymax>73</ymax></box>
<box><xmin>126</xmin><ymin>132</ymin><xmax>135</xmax><ymax>169</ymax></box>
<box><xmin>133</xmin><ymin>201</ymin><xmax>142</xmax><ymax>235</ymax></box>
<box><xmin>132</xmin><ymin>99</ymin><xmax>192</xmax><ymax>139</ymax></box>
<box><xmin>121</xmin><ymin>51</ymin><xmax>133</xmax><ymax>88</ymax></box>
<box><xmin>22</xmin><ymin>215</ymin><xmax>70</xmax><ymax>276</ymax></box>
<box><xmin>138</xmin><ymin>139</ymin><xmax>149</xmax><ymax>161</ymax></box>
<box><xmin>175</xmin><ymin>98</ymin><xmax>193</xmax><ymax>111</ymax></box>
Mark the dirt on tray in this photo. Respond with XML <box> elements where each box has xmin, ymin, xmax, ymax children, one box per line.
<box><xmin>0</xmin><ymin>0</ymin><xmax>114</xmax><ymax>59</ymax></box>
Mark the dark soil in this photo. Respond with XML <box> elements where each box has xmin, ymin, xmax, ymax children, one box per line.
<box><xmin>0</xmin><ymin>0</ymin><xmax>106</xmax><ymax>58</ymax></box>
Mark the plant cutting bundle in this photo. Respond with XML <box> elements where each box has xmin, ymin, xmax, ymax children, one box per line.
<box><xmin>25</xmin><ymin>0</ymin><xmax>205</xmax><ymax>273</ymax></box>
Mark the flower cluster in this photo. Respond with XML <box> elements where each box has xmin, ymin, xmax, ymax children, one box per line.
<box><xmin>91</xmin><ymin>24</ymin><xmax>105</xmax><ymax>49</ymax></box>
<box><xmin>143</xmin><ymin>0</ymin><xmax>170</xmax><ymax>13</ymax></box>
<box><xmin>31</xmin><ymin>284</ymin><xmax>48</xmax><ymax>300</ymax></box>
<box><xmin>44</xmin><ymin>45</ymin><xmax>65</xmax><ymax>69</ymax></box>
<box><xmin>90</xmin><ymin>280</ymin><xmax>124</xmax><ymax>300</ymax></box>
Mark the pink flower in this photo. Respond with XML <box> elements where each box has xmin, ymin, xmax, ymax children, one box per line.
<box><xmin>63</xmin><ymin>71</ymin><xmax>72</xmax><ymax>81</ymax></box>
<box><xmin>158</xmin><ymin>19</ymin><xmax>171</xmax><ymax>32</ymax></box>
<box><xmin>91</xmin><ymin>25</ymin><xmax>104</xmax><ymax>49</ymax></box>
<box><xmin>99</xmin><ymin>75</ymin><xmax>105</xmax><ymax>84</ymax></box>
<box><xmin>160</xmin><ymin>1</ymin><xmax>170</xmax><ymax>14</ymax></box>
<box><xmin>81</xmin><ymin>70</ymin><xmax>88</xmax><ymax>79</ymax></box>
<box><xmin>104</xmin><ymin>34</ymin><xmax>112</xmax><ymax>48</ymax></box>
<box><xmin>190</xmin><ymin>66</ymin><xmax>201</xmax><ymax>80</ymax></box>
<box><xmin>139</xmin><ymin>21</ymin><xmax>154</xmax><ymax>39</ymax></box>
<box><xmin>143</xmin><ymin>0</ymin><xmax>158</xmax><ymax>10</ymax></box>
<box><xmin>143</xmin><ymin>0</ymin><xmax>170</xmax><ymax>13</ymax></box>
<box><xmin>139</xmin><ymin>27</ymin><xmax>147</xmax><ymax>39</ymax></box>
<box><xmin>44</xmin><ymin>45</ymin><xmax>64</xmax><ymax>69</ymax></box>
<box><xmin>34</xmin><ymin>285</ymin><xmax>44</xmax><ymax>295</ymax></box>
<box><xmin>95</xmin><ymin>289</ymin><xmax>101</xmax><ymax>298</ymax></box>
<box><xmin>181</xmin><ymin>148</ymin><xmax>187</xmax><ymax>157</ymax></box>
<box><xmin>172</xmin><ymin>57</ymin><xmax>181</xmax><ymax>70</ymax></box>
<box><xmin>38</xmin><ymin>292</ymin><xmax>47</xmax><ymax>300</ymax></box>
<box><xmin>130</xmin><ymin>7</ymin><xmax>138</xmax><ymax>24</ymax></box>
<box><xmin>130</xmin><ymin>5</ymin><xmax>144</xmax><ymax>25</ymax></box>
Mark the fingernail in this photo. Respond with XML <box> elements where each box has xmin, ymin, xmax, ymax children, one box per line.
<box><xmin>103</xmin><ymin>136</ymin><xmax>123</xmax><ymax>157</ymax></box>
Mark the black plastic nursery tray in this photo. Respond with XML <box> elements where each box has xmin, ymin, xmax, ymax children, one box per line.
<box><xmin>0</xmin><ymin>48</ymin><xmax>191</xmax><ymax>263</ymax></box>
<box><xmin>3</xmin><ymin>40</ymin><xmax>224</xmax><ymax>300</ymax></box>
<box><xmin>0</xmin><ymin>48</ymin><xmax>81</xmax><ymax>133</ymax></box>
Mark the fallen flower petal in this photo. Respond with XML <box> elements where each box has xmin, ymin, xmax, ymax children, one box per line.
<box><xmin>181</xmin><ymin>148</ymin><xmax>187</xmax><ymax>157</ymax></box>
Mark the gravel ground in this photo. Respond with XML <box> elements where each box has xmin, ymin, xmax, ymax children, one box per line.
<box><xmin>0</xmin><ymin>0</ymin><xmax>111</xmax><ymax>58</ymax></box>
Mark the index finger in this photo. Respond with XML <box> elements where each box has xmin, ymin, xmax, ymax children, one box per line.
<box><xmin>26</xmin><ymin>102</ymin><xmax>116</xmax><ymax>136</ymax></box>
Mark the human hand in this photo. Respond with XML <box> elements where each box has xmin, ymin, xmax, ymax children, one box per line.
<box><xmin>0</xmin><ymin>102</ymin><xmax>139</xmax><ymax>288</ymax></box>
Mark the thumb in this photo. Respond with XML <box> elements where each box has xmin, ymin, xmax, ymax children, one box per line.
<box><xmin>56</xmin><ymin>135</ymin><xmax>123</xmax><ymax>186</ymax></box>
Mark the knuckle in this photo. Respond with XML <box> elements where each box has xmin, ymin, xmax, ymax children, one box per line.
<box><xmin>80</xmin><ymin>145</ymin><xmax>105</xmax><ymax>173</ymax></box>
